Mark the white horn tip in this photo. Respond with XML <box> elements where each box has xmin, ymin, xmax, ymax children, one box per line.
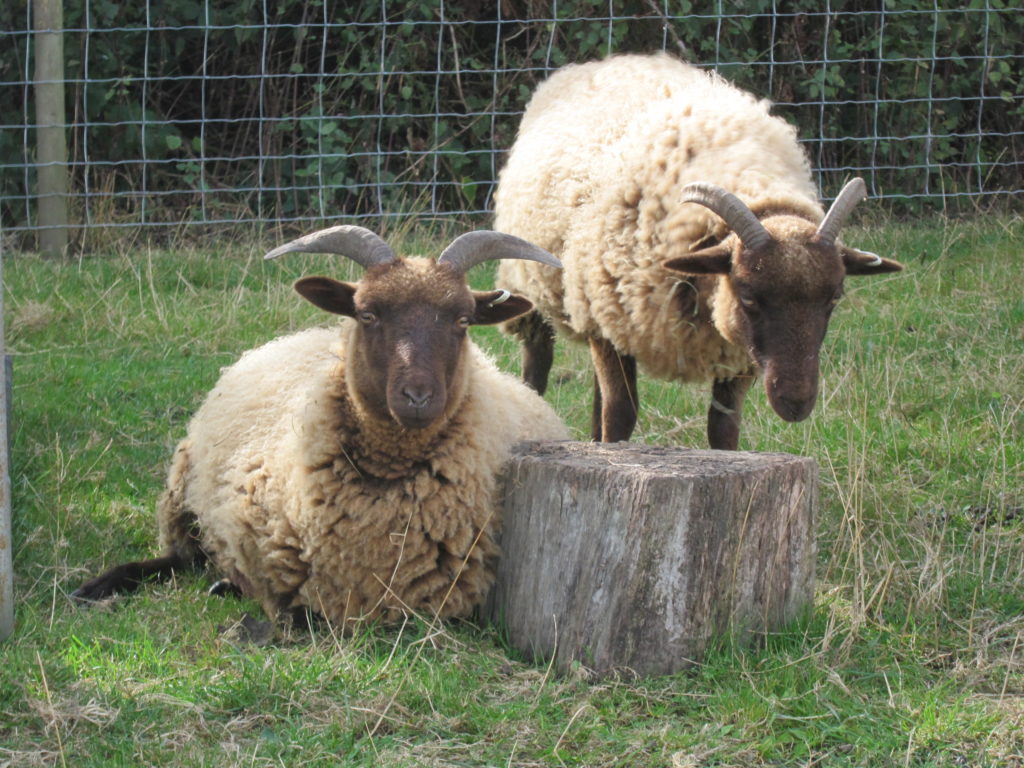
<box><xmin>488</xmin><ymin>289</ymin><xmax>512</xmax><ymax>307</ymax></box>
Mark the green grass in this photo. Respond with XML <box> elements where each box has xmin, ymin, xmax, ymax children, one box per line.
<box><xmin>2</xmin><ymin>214</ymin><xmax>1022</xmax><ymax>766</ymax></box>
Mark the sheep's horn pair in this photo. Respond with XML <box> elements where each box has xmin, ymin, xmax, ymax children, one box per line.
<box><xmin>263</xmin><ymin>225</ymin><xmax>397</xmax><ymax>268</ymax></box>
<box><xmin>438</xmin><ymin>231</ymin><xmax>562</xmax><ymax>273</ymax></box>
<box><xmin>682</xmin><ymin>177</ymin><xmax>868</xmax><ymax>250</ymax></box>
<box><xmin>264</xmin><ymin>227</ymin><xmax>560</xmax><ymax>273</ymax></box>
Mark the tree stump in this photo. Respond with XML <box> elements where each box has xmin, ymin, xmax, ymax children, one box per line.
<box><xmin>487</xmin><ymin>441</ymin><xmax>817</xmax><ymax>677</ymax></box>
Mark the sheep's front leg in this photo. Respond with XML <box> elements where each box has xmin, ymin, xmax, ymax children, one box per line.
<box><xmin>707</xmin><ymin>376</ymin><xmax>753</xmax><ymax>450</ymax></box>
<box><xmin>589</xmin><ymin>337</ymin><xmax>638</xmax><ymax>442</ymax></box>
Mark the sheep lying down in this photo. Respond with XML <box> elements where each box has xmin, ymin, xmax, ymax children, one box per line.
<box><xmin>74</xmin><ymin>228</ymin><xmax>569</xmax><ymax>628</ymax></box>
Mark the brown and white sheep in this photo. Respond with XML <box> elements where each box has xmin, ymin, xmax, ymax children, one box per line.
<box><xmin>73</xmin><ymin>227</ymin><xmax>569</xmax><ymax>628</ymax></box>
<box><xmin>494</xmin><ymin>53</ymin><xmax>903</xmax><ymax>449</ymax></box>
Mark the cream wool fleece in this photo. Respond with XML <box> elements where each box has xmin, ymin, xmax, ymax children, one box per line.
<box><xmin>157</xmin><ymin>325</ymin><xmax>568</xmax><ymax>627</ymax></box>
<box><xmin>495</xmin><ymin>53</ymin><xmax>825</xmax><ymax>382</ymax></box>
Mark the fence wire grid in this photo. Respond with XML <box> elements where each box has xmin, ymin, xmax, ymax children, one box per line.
<box><xmin>2</xmin><ymin>1</ymin><xmax>1022</xmax><ymax>246</ymax></box>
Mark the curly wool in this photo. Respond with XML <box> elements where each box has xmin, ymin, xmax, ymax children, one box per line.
<box><xmin>157</xmin><ymin>324</ymin><xmax>568</xmax><ymax>627</ymax></box>
<box><xmin>494</xmin><ymin>53</ymin><xmax>826</xmax><ymax>383</ymax></box>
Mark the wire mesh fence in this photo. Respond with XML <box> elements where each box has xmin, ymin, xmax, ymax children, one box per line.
<box><xmin>2</xmin><ymin>1</ymin><xmax>1022</xmax><ymax>249</ymax></box>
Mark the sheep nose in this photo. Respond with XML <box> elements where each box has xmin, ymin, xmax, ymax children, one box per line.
<box><xmin>402</xmin><ymin>387</ymin><xmax>433</xmax><ymax>409</ymax></box>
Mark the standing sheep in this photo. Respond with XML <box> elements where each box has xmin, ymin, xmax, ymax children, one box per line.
<box><xmin>495</xmin><ymin>53</ymin><xmax>902</xmax><ymax>449</ymax></box>
<box><xmin>74</xmin><ymin>227</ymin><xmax>569</xmax><ymax>628</ymax></box>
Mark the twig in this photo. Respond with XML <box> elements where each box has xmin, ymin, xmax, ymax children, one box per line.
<box><xmin>35</xmin><ymin>651</ymin><xmax>68</xmax><ymax>768</ymax></box>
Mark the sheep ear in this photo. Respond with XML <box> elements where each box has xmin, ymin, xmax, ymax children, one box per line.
<box><xmin>471</xmin><ymin>289</ymin><xmax>533</xmax><ymax>325</ymax></box>
<box><xmin>841</xmin><ymin>247</ymin><xmax>904</xmax><ymax>275</ymax></box>
<box><xmin>663</xmin><ymin>243</ymin><xmax>733</xmax><ymax>275</ymax></box>
<box><xmin>294</xmin><ymin>276</ymin><xmax>358</xmax><ymax>316</ymax></box>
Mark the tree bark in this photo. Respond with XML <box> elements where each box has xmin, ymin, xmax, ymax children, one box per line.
<box><xmin>488</xmin><ymin>441</ymin><xmax>817</xmax><ymax>677</ymax></box>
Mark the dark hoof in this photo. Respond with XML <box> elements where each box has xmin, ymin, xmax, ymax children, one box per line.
<box><xmin>72</xmin><ymin>571</ymin><xmax>130</xmax><ymax>602</ymax></box>
<box><xmin>71</xmin><ymin>586</ymin><xmax>106</xmax><ymax>602</ymax></box>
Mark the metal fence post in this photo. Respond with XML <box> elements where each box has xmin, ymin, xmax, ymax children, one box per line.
<box><xmin>0</xmin><ymin>232</ymin><xmax>13</xmax><ymax>641</ymax></box>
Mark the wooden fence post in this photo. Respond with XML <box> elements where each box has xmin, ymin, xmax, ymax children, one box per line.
<box><xmin>488</xmin><ymin>442</ymin><xmax>817</xmax><ymax>677</ymax></box>
<box><xmin>34</xmin><ymin>0</ymin><xmax>69</xmax><ymax>257</ymax></box>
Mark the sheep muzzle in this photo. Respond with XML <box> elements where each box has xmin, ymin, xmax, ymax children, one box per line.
<box><xmin>762</xmin><ymin>361</ymin><xmax>820</xmax><ymax>423</ymax></box>
<box><xmin>387</xmin><ymin>374</ymin><xmax>447</xmax><ymax>430</ymax></box>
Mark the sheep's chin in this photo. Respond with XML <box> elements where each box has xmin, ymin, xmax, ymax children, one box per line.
<box><xmin>390</xmin><ymin>408</ymin><xmax>444</xmax><ymax>431</ymax></box>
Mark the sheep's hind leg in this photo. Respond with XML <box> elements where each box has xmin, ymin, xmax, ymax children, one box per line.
<box><xmin>589</xmin><ymin>337</ymin><xmax>638</xmax><ymax>442</ymax></box>
<box><xmin>707</xmin><ymin>376</ymin><xmax>753</xmax><ymax>450</ymax></box>
<box><xmin>508</xmin><ymin>310</ymin><xmax>555</xmax><ymax>394</ymax></box>
<box><xmin>73</xmin><ymin>497</ymin><xmax>207</xmax><ymax>601</ymax></box>
<box><xmin>72</xmin><ymin>551</ymin><xmax>204</xmax><ymax>602</ymax></box>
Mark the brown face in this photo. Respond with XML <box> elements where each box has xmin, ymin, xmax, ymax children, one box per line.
<box><xmin>352</xmin><ymin>282</ymin><xmax>473</xmax><ymax>429</ymax></box>
<box><xmin>729</xmin><ymin>240</ymin><xmax>845</xmax><ymax>422</ymax></box>
<box><xmin>665</xmin><ymin>218</ymin><xmax>903</xmax><ymax>424</ymax></box>
<box><xmin>294</xmin><ymin>259</ymin><xmax>533</xmax><ymax>430</ymax></box>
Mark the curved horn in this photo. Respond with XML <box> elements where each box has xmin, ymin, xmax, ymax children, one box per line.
<box><xmin>263</xmin><ymin>225</ymin><xmax>397</xmax><ymax>268</ymax></box>
<box><xmin>816</xmin><ymin>177</ymin><xmax>867</xmax><ymax>247</ymax></box>
<box><xmin>437</xmin><ymin>231</ymin><xmax>562</xmax><ymax>274</ymax></box>
<box><xmin>681</xmin><ymin>183</ymin><xmax>772</xmax><ymax>251</ymax></box>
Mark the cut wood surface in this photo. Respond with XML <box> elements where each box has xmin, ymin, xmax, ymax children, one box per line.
<box><xmin>487</xmin><ymin>441</ymin><xmax>817</xmax><ymax>677</ymax></box>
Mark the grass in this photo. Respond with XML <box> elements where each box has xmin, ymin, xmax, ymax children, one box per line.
<box><xmin>1</xmin><ymin>213</ymin><xmax>1022</xmax><ymax>766</ymax></box>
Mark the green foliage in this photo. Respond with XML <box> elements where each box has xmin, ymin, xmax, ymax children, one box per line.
<box><xmin>2</xmin><ymin>1</ymin><xmax>1022</xmax><ymax>242</ymax></box>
